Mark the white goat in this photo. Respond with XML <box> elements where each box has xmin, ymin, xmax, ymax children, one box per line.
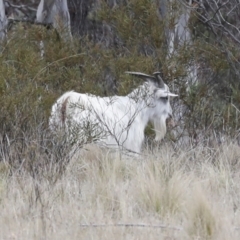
<box><xmin>49</xmin><ymin>72</ymin><xmax>178</xmax><ymax>153</ymax></box>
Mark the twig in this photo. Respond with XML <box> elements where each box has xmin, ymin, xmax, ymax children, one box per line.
<box><xmin>79</xmin><ymin>223</ymin><xmax>240</xmax><ymax>232</ymax></box>
<box><xmin>8</xmin><ymin>18</ymin><xmax>53</xmax><ymax>28</ymax></box>
<box><xmin>79</xmin><ymin>223</ymin><xmax>183</xmax><ymax>231</ymax></box>
<box><xmin>5</xmin><ymin>0</ymin><xmax>37</xmax><ymax>12</ymax></box>
<box><xmin>32</xmin><ymin>53</ymin><xmax>86</xmax><ymax>82</ymax></box>
<box><xmin>231</xmin><ymin>103</ymin><xmax>240</xmax><ymax>114</ymax></box>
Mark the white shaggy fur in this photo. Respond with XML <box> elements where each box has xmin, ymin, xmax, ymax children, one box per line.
<box><xmin>49</xmin><ymin>72</ymin><xmax>177</xmax><ymax>153</ymax></box>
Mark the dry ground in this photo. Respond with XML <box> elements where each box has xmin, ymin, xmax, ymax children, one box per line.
<box><xmin>1</xmin><ymin>142</ymin><xmax>240</xmax><ymax>240</ymax></box>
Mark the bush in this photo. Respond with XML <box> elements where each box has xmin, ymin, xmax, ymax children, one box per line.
<box><xmin>1</xmin><ymin>0</ymin><xmax>240</xmax><ymax>172</ymax></box>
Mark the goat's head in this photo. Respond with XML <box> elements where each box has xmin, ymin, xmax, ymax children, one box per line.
<box><xmin>126</xmin><ymin>71</ymin><xmax>178</xmax><ymax>141</ymax></box>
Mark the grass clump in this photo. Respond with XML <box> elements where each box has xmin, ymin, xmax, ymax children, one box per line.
<box><xmin>186</xmin><ymin>188</ymin><xmax>217</xmax><ymax>239</ymax></box>
<box><xmin>1</xmin><ymin>142</ymin><xmax>240</xmax><ymax>239</ymax></box>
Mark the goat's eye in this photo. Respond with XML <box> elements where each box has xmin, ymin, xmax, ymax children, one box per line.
<box><xmin>160</xmin><ymin>96</ymin><xmax>168</xmax><ymax>101</ymax></box>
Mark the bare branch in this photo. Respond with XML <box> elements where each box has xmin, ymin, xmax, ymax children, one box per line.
<box><xmin>78</xmin><ymin>223</ymin><xmax>183</xmax><ymax>231</ymax></box>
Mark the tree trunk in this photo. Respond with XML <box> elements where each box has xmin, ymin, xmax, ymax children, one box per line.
<box><xmin>36</xmin><ymin>0</ymin><xmax>72</xmax><ymax>41</ymax></box>
<box><xmin>0</xmin><ymin>0</ymin><xmax>8</xmax><ymax>41</ymax></box>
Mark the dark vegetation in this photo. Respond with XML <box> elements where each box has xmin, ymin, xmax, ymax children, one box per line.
<box><xmin>0</xmin><ymin>0</ymin><xmax>240</xmax><ymax>174</ymax></box>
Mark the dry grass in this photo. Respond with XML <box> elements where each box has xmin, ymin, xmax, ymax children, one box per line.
<box><xmin>1</xmin><ymin>142</ymin><xmax>240</xmax><ymax>240</ymax></box>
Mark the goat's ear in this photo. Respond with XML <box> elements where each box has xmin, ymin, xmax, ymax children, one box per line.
<box><xmin>158</xmin><ymin>91</ymin><xmax>178</xmax><ymax>98</ymax></box>
<box><xmin>168</xmin><ymin>93</ymin><xmax>178</xmax><ymax>97</ymax></box>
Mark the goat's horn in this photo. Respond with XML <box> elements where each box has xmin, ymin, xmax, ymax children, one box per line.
<box><xmin>153</xmin><ymin>72</ymin><xmax>165</xmax><ymax>88</ymax></box>
<box><xmin>125</xmin><ymin>71</ymin><xmax>156</xmax><ymax>81</ymax></box>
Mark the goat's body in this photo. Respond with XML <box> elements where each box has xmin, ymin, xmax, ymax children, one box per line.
<box><xmin>50</xmin><ymin>90</ymin><xmax>148</xmax><ymax>153</ymax></box>
<box><xmin>50</xmin><ymin>72</ymin><xmax>177</xmax><ymax>153</ymax></box>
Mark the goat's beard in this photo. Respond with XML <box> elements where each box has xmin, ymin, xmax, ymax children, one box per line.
<box><xmin>152</xmin><ymin>117</ymin><xmax>167</xmax><ymax>141</ymax></box>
